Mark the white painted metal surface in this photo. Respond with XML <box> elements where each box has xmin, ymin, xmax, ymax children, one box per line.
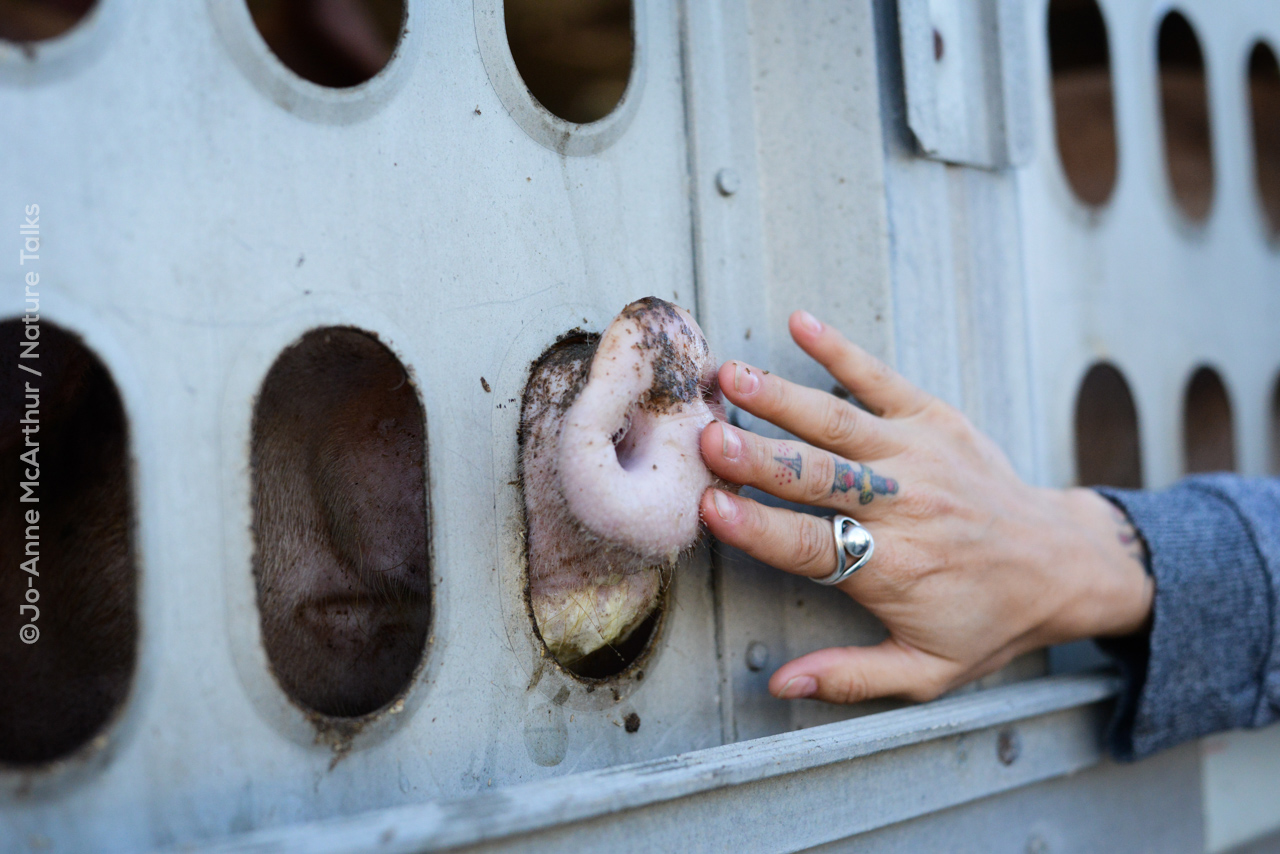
<box><xmin>898</xmin><ymin>0</ymin><xmax>1034</xmax><ymax>169</ymax></box>
<box><xmin>1017</xmin><ymin>0</ymin><xmax>1280</xmax><ymax>846</ymax></box>
<box><xmin>1203</xmin><ymin>724</ymin><xmax>1280</xmax><ymax>853</ymax></box>
<box><xmin>0</xmin><ymin>0</ymin><xmax>1276</xmax><ymax>851</ymax></box>
<box><xmin>195</xmin><ymin>674</ymin><xmax>1122</xmax><ymax>853</ymax></box>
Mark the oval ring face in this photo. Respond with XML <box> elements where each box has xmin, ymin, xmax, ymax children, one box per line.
<box><xmin>473</xmin><ymin>0</ymin><xmax>646</xmax><ymax>156</ymax></box>
<box><xmin>839</xmin><ymin>518</ymin><xmax>873</xmax><ymax>560</ymax></box>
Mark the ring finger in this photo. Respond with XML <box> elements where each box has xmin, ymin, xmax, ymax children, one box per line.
<box><xmin>700</xmin><ymin>488</ymin><xmax>886</xmax><ymax>586</ymax></box>
<box><xmin>702</xmin><ymin>421</ymin><xmax>901</xmax><ymax>513</ymax></box>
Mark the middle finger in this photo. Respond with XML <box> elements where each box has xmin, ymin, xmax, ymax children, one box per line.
<box><xmin>702</xmin><ymin>421</ymin><xmax>900</xmax><ymax>513</ymax></box>
<box><xmin>718</xmin><ymin>360</ymin><xmax>900</xmax><ymax>459</ymax></box>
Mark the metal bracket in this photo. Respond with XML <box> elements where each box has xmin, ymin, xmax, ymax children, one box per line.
<box><xmin>898</xmin><ymin>0</ymin><xmax>1034</xmax><ymax>169</ymax></box>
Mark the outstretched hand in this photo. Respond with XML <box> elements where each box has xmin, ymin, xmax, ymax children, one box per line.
<box><xmin>699</xmin><ymin>311</ymin><xmax>1154</xmax><ymax>705</ymax></box>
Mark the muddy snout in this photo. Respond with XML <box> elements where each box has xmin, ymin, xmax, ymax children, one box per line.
<box><xmin>519</xmin><ymin>297</ymin><xmax>728</xmax><ymax>675</ymax></box>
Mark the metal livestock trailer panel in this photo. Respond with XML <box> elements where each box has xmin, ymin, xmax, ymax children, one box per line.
<box><xmin>0</xmin><ymin>0</ymin><xmax>1277</xmax><ymax>850</ymax></box>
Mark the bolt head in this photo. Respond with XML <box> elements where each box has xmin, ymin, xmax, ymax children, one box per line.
<box><xmin>715</xmin><ymin>168</ymin><xmax>740</xmax><ymax>197</ymax></box>
<box><xmin>997</xmin><ymin>727</ymin><xmax>1021</xmax><ymax>766</ymax></box>
<box><xmin>745</xmin><ymin>641</ymin><xmax>770</xmax><ymax>672</ymax></box>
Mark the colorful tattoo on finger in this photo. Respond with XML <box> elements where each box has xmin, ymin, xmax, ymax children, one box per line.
<box><xmin>832</xmin><ymin>459</ymin><xmax>899</xmax><ymax>505</ymax></box>
<box><xmin>773</xmin><ymin>446</ymin><xmax>803</xmax><ymax>484</ymax></box>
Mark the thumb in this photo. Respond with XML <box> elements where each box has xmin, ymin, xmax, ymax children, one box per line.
<box><xmin>768</xmin><ymin>639</ymin><xmax>954</xmax><ymax>705</ymax></box>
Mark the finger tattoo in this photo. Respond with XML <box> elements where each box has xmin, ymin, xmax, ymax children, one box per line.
<box><xmin>773</xmin><ymin>446</ymin><xmax>803</xmax><ymax>484</ymax></box>
<box><xmin>832</xmin><ymin>459</ymin><xmax>899</xmax><ymax>505</ymax></box>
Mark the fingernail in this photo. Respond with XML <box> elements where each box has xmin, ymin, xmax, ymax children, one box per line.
<box><xmin>733</xmin><ymin>362</ymin><xmax>760</xmax><ymax>395</ymax></box>
<box><xmin>779</xmin><ymin>676</ymin><xmax>818</xmax><ymax>699</ymax></box>
<box><xmin>720</xmin><ymin>423</ymin><xmax>743</xmax><ymax>460</ymax></box>
<box><xmin>797</xmin><ymin>311</ymin><xmax>822</xmax><ymax>335</ymax></box>
<box><xmin>713</xmin><ymin>489</ymin><xmax>738</xmax><ymax>522</ymax></box>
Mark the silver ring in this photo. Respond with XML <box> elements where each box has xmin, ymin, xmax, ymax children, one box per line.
<box><xmin>813</xmin><ymin>515</ymin><xmax>874</xmax><ymax>585</ymax></box>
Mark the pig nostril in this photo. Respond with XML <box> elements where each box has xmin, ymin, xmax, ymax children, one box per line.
<box><xmin>0</xmin><ymin>320</ymin><xmax>138</xmax><ymax>765</ymax></box>
<box><xmin>610</xmin><ymin>409</ymin><xmax>637</xmax><ymax>468</ymax></box>
<box><xmin>252</xmin><ymin>326</ymin><xmax>430</xmax><ymax>719</ymax></box>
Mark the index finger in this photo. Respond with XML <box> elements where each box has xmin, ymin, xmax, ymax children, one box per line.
<box><xmin>717</xmin><ymin>360</ymin><xmax>900</xmax><ymax>460</ymax></box>
<box><xmin>789</xmin><ymin>311</ymin><xmax>931</xmax><ymax>419</ymax></box>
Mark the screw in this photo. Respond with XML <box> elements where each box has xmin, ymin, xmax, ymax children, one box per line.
<box><xmin>745</xmin><ymin>641</ymin><xmax>770</xmax><ymax>672</ymax></box>
<box><xmin>997</xmin><ymin>727</ymin><xmax>1021</xmax><ymax>765</ymax></box>
<box><xmin>715</xmin><ymin>168</ymin><xmax>740</xmax><ymax>197</ymax></box>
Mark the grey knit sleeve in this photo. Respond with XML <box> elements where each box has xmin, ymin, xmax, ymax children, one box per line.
<box><xmin>1094</xmin><ymin>476</ymin><xmax>1280</xmax><ymax>761</ymax></box>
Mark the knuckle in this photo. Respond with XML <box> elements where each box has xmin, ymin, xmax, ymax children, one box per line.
<box><xmin>927</xmin><ymin>400</ymin><xmax>974</xmax><ymax>437</ymax></box>
<box><xmin>819</xmin><ymin>397</ymin><xmax>862</xmax><ymax>448</ymax></box>
<box><xmin>803</xmin><ymin>452</ymin><xmax>837</xmax><ymax>503</ymax></box>
<box><xmin>833</xmin><ymin>668</ymin><xmax>872</xmax><ymax>705</ymax></box>
<box><xmin>796</xmin><ymin>517</ymin><xmax>835</xmax><ymax>574</ymax></box>
<box><xmin>910</xmin><ymin>484</ymin><xmax>961</xmax><ymax>519</ymax></box>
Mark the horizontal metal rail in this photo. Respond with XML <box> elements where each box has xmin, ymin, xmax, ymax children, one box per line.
<box><xmin>192</xmin><ymin>672</ymin><xmax>1121</xmax><ymax>853</ymax></box>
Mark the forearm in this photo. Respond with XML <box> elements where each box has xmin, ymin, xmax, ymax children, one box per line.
<box><xmin>1095</xmin><ymin>476</ymin><xmax>1280</xmax><ymax>760</ymax></box>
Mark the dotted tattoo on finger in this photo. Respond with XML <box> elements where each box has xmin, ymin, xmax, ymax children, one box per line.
<box><xmin>773</xmin><ymin>445</ymin><xmax>802</xmax><ymax>484</ymax></box>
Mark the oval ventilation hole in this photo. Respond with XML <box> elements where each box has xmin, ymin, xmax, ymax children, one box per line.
<box><xmin>246</xmin><ymin>0</ymin><xmax>405</xmax><ymax>88</ymax></box>
<box><xmin>1183</xmin><ymin>366</ymin><xmax>1236</xmax><ymax>473</ymax></box>
<box><xmin>1157</xmin><ymin>12</ymin><xmax>1214</xmax><ymax>222</ymax></box>
<box><xmin>519</xmin><ymin>333</ymin><xmax>663</xmax><ymax>681</ymax></box>
<box><xmin>1249</xmin><ymin>42</ymin><xmax>1280</xmax><ymax>238</ymax></box>
<box><xmin>505</xmin><ymin>0</ymin><xmax>634</xmax><ymax>124</ymax></box>
<box><xmin>1074</xmin><ymin>362</ymin><xmax>1143</xmax><ymax>488</ymax></box>
<box><xmin>0</xmin><ymin>0</ymin><xmax>96</xmax><ymax>42</ymax></box>
<box><xmin>252</xmin><ymin>328</ymin><xmax>430</xmax><ymax>718</ymax></box>
<box><xmin>1269</xmin><ymin>373</ymin><xmax>1280</xmax><ymax>476</ymax></box>
<box><xmin>1048</xmin><ymin>0</ymin><xmax>1117</xmax><ymax>207</ymax></box>
<box><xmin>0</xmin><ymin>320</ymin><xmax>138</xmax><ymax>765</ymax></box>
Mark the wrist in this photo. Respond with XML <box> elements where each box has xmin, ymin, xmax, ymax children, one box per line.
<box><xmin>1045</xmin><ymin>488</ymin><xmax>1155</xmax><ymax>642</ymax></box>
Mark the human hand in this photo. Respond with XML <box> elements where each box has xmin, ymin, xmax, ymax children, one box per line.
<box><xmin>698</xmin><ymin>311</ymin><xmax>1154</xmax><ymax>704</ymax></box>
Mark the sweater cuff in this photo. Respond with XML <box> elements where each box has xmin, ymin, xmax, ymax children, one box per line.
<box><xmin>1095</xmin><ymin>478</ymin><xmax>1273</xmax><ymax>761</ymax></box>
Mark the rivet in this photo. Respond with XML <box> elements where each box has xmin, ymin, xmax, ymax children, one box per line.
<box><xmin>715</xmin><ymin>168</ymin><xmax>741</xmax><ymax>197</ymax></box>
<box><xmin>997</xmin><ymin>726</ymin><xmax>1021</xmax><ymax>765</ymax></box>
<box><xmin>745</xmin><ymin>641</ymin><xmax>770</xmax><ymax>672</ymax></box>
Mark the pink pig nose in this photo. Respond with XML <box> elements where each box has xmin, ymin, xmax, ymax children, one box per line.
<box><xmin>556</xmin><ymin>298</ymin><xmax>724</xmax><ymax>563</ymax></box>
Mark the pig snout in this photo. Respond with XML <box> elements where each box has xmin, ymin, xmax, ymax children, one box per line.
<box><xmin>0</xmin><ymin>322</ymin><xmax>137</xmax><ymax>765</ymax></box>
<box><xmin>252</xmin><ymin>328</ymin><xmax>430</xmax><ymax>718</ymax></box>
<box><xmin>520</xmin><ymin>297</ymin><xmax>727</xmax><ymax>673</ymax></box>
